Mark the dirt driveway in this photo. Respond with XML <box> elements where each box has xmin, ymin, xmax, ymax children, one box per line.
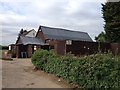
<box><xmin>2</xmin><ymin>58</ymin><xmax>71</xmax><ymax>88</ymax></box>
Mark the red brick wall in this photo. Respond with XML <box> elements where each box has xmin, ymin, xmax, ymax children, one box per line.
<box><xmin>66</xmin><ymin>41</ymin><xmax>111</xmax><ymax>55</ymax></box>
<box><xmin>36</xmin><ymin>30</ymin><xmax>45</xmax><ymax>42</ymax></box>
<box><xmin>36</xmin><ymin>30</ymin><xmax>66</xmax><ymax>55</ymax></box>
<box><xmin>16</xmin><ymin>45</ymin><xmax>28</xmax><ymax>58</ymax></box>
<box><xmin>16</xmin><ymin>45</ymin><xmax>19</xmax><ymax>58</ymax></box>
<box><xmin>54</xmin><ymin>40</ymin><xmax>66</xmax><ymax>55</ymax></box>
<box><xmin>111</xmin><ymin>43</ymin><xmax>120</xmax><ymax>55</ymax></box>
<box><xmin>27</xmin><ymin>45</ymin><xmax>33</xmax><ymax>58</ymax></box>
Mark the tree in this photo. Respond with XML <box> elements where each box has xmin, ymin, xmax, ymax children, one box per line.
<box><xmin>18</xmin><ymin>28</ymin><xmax>24</xmax><ymax>36</ymax></box>
<box><xmin>96</xmin><ymin>1</ymin><xmax>120</xmax><ymax>43</ymax></box>
<box><xmin>95</xmin><ymin>32</ymin><xmax>106</xmax><ymax>42</ymax></box>
<box><xmin>18</xmin><ymin>29</ymin><xmax>27</xmax><ymax>36</ymax></box>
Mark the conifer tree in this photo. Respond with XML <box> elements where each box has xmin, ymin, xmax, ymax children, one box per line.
<box><xmin>96</xmin><ymin>1</ymin><xmax>120</xmax><ymax>42</ymax></box>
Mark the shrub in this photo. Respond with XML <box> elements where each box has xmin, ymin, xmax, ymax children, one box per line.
<box><xmin>31</xmin><ymin>49</ymin><xmax>120</xmax><ymax>88</ymax></box>
<box><xmin>7</xmin><ymin>50</ymin><xmax>16</xmax><ymax>58</ymax></box>
<box><xmin>76</xmin><ymin>54</ymin><xmax>120</xmax><ymax>88</ymax></box>
<box><xmin>32</xmin><ymin>49</ymin><xmax>57</xmax><ymax>70</ymax></box>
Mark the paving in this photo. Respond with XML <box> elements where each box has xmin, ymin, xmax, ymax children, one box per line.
<box><xmin>1</xmin><ymin>58</ymin><xmax>71</xmax><ymax>88</ymax></box>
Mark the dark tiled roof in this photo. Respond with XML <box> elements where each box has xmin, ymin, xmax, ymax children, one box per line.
<box><xmin>40</xmin><ymin>26</ymin><xmax>93</xmax><ymax>42</ymax></box>
<box><xmin>18</xmin><ymin>36</ymin><xmax>45</xmax><ymax>45</ymax></box>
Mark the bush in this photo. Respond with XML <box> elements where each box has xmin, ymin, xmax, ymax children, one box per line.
<box><xmin>32</xmin><ymin>49</ymin><xmax>57</xmax><ymax>70</ymax></box>
<box><xmin>7</xmin><ymin>50</ymin><xmax>16</xmax><ymax>58</ymax></box>
<box><xmin>32</xmin><ymin>49</ymin><xmax>120</xmax><ymax>88</ymax></box>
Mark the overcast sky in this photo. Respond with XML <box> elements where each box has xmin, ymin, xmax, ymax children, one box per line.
<box><xmin>0</xmin><ymin>0</ymin><xmax>106</xmax><ymax>45</ymax></box>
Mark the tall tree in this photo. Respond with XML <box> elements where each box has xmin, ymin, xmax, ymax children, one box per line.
<box><xmin>103</xmin><ymin>1</ymin><xmax>120</xmax><ymax>43</ymax></box>
<box><xmin>96</xmin><ymin>1</ymin><xmax>120</xmax><ymax>42</ymax></box>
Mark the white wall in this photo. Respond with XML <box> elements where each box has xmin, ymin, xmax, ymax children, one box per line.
<box><xmin>26</xmin><ymin>30</ymin><xmax>36</xmax><ymax>37</ymax></box>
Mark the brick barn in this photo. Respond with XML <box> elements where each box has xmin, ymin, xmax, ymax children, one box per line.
<box><xmin>16</xmin><ymin>36</ymin><xmax>45</xmax><ymax>58</ymax></box>
<box><xmin>15</xmin><ymin>29</ymin><xmax>46</xmax><ymax>58</ymax></box>
<box><xmin>36</xmin><ymin>26</ymin><xmax>93</xmax><ymax>55</ymax></box>
<box><xmin>13</xmin><ymin>26</ymin><xmax>120</xmax><ymax>58</ymax></box>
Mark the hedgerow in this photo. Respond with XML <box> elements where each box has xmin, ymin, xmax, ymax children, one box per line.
<box><xmin>31</xmin><ymin>49</ymin><xmax>120</xmax><ymax>89</ymax></box>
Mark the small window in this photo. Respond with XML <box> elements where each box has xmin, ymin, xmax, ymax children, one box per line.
<box><xmin>50</xmin><ymin>46</ymin><xmax>54</xmax><ymax>49</ymax></box>
<box><xmin>66</xmin><ymin>40</ymin><xmax>72</xmax><ymax>45</ymax></box>
<box><xmin>33</xmin><ymin>33</ymin><xmax>35</xmax><ymax>36</ymax></box>
<box><xmin>34</xmin><ymin>46</ymin><xmax>37</xmax><ymax>50</ymax></box>
<box><xmin>9</xmin><ymin>46</ymin><xmax>11</xmax><ymax>50</ymax></box>
<box><xmin>84</xmin><ymin>46</ymin><xmax>86</xmax><ymax>48</ymax></box>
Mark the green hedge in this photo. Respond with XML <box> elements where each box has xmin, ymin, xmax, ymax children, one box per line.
<box><xmin>31</xmin><ymin>49</ymin><xmax>120</xmax><ymax>88</ymax></box>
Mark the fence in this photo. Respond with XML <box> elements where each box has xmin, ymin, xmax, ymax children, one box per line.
<box><xmin>66</xmin><ymin>41</ymin><xmax>120</xmax><ymax>56</ymax></box>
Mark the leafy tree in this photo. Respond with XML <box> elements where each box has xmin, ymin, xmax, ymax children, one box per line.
<box><xmin>96</xmin><ymin>1</ymin><xmax>120</xmax><ymax>42</ymax></box>
<box><xmin>95</xmin><ymin>32</ymin><xmax>106</xmax><ymax>42</ymax></box>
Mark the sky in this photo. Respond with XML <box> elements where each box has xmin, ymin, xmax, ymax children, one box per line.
<box><xmin>0</xmin><ymin>0</ymin><xmax>106</xmax><ymax>46</ymax></box>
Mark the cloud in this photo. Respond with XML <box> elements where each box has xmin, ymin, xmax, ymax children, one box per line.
<box><xmin>0</xmin><ymin>0</ymin><xmax>105</xmax><ymax>45</ymax></box>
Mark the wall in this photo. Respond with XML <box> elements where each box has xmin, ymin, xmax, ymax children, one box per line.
<box><xmin>111</xmin><ymin>43</ymin><xmax>120</xmax><ymax>55</ymax></box>
<box><xmin>54</xmin><ymin>40</ymin><xmax>66</xmax><ymax>55</ymax></box>
<box><xmin>15</xmin><ymin>41</ymin><xmax>120</xmax><ymax>58</ymax></box>
<box><xmin>16</xmin><ymin>45</ymin><xmax>19</xmax><ymax>58</ymax></box>
<box><xmin>27</xmin><ymin>45</ymin><xmax>42</xmax><ymax>58</ymax></box>
<box><xmin>36</xmin><ymin>30</ymin><xmax>46</xmax><ymax>42</ymax></box>
<box><xmin>26</xmin><ymin>30</ymin><xmax>36</xmax><ymax>37</ymax></box>
<box><xmin>66</xmin><ymin>41</ymin><xmax>111</xmax><ymax>56</ymax></box>
<box><xmin>27</xmin><ymin>45</ymin><xmax>33</xmax><ymax>58</ymax></box>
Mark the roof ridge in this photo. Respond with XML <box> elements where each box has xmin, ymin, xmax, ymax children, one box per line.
<box><xmin>20</xmin><ymin>36</ymin><xmax>38</xmax><ymax>39</ymax></box>
<box><xmin>41</xmin><ymin>25</ymin><xmax>87</xmax><ymax>34</ymax></box>
<box><xmin>39</xmin><ymin>25</ymin><xmax>93</xmax><ymax>42</ymax></box>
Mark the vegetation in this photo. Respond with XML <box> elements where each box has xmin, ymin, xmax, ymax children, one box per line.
<box><xmin>95</xmin><ymin>2</ymin><xmax>120</xmax><ymax>43</ymax></box>
<box><xmin>95</xmin><ymin>32</ymin><xmax>106</xmax><ymax>42</ymax></box>
<box><xmin>0</xmin><ymin>45</ymin><xmax>2</xmax><ymax>50</ymax></box>
<box><xmin>7</xmin><ymin>50</ymin><xmax>16</xmax><ymax>58</ymax></box>
<box><xmin>32</xmin><ymin>49</ymin><xmax>120</xmax><ymax>89</ymax></box>
<box><xmin>18</xmin><ymin>28</ymin><xmax>27</xmax><ymax>36</ymax></box>
<box><xmin>0</xmin><ymin>45</ymin><xmax>8</xmax><ymax>50</ymax></box>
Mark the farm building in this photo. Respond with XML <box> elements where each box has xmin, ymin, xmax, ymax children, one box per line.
<box><xmin>15</xmin><ymin>29</ymin><xmax>45</xmax><ymax>58</ymax></box>
<box><xmin>36</xmin><ymin>26</ymin><xmax>94</xmax><ymax>55</ymax></box>
<box><xmin>16</xmin><ymin>36</ymin><xmax>45</xmax><ymax>58</ymax></box>
<box><xmin>15</xmin><ymin>26</ymin><xmax>93</xmax><ymax>57</ymax></box>
<box><xmin>14</xmin><ymin>25</ymin><xmax>120</xmax><ymax>58</ymax></box>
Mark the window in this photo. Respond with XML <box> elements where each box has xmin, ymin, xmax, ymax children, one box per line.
<box><xmin>34</xmin><ymin>46</ymin><xmax>37</xmax><ymax>50</ymax></box>
<box><xmin>50</xmin><ymin>46</ymin><xmax>54</xmax><ymax>49</ymax></box>
<box><xmin>84</xmin><ymin>46</ymin><xmax>86</xmax><ymax>48</ymax></box>
<box><xmin>66</xmin><ymin>40</ymin><xmax>72</xmax><ymax>45</ymax></box>
<box><xmin>9</xmin><ymin>46</ymin><xmax>11</xmax><ymax>50</ymax></box>
<box><xmin>33</xmin><ymin>33</ymin><xmax>35</xmax><ymax>36</ymax></box>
